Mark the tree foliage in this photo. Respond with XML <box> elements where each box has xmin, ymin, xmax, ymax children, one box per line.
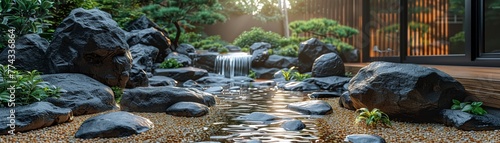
<box><xmin>220</xmin><ymin>0</ymin><xmax>306</xmax><ymax>22</ymax></box>
<box><xmin>141</xmin><ymin>0</ymin><xmax>227</xmax><ymax>48</ymax></box>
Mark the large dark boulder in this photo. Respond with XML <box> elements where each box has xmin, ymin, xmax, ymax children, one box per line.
<box><xmin>47</xmin><ymin>8</ymin><xmax>132</xmax><ymax>88</ymax></box>
<box><xmin>125</xmin><ymin>15</ymin><xmax>161</xmax><ymax>31</ymax></box>
<box><xmin>193</xmin><ymin>52</ymin><xmax>218</xmax><ymax>72</ymax></box>
<box><xmin>298</xmin><ymin>38</ymin><xmax>337</xmax><ymax>73</ymax></box>
<box><xmin>252</xmin><ymin>67</ymin><xmax>280</xmax><ymax>79</ymax></box>
<box><xmin>250</xmin><ymin>42</ymin><xmax>271</xmax><ymax>67</ymax></box>
<box><xmin>166</xmin><ymin>102</ymin><xmax>209</xmax><ymax>117</ymax></box>
<box><xmin>154</xmin><ymin>67</ymin><xmax>208</xmax><ymax>82</ymax></box>
<box><xmin>126</xmin><ymin>66</ymin><xmax>149</xmax><ymax>88</ymax></box>
<box><xmin>127</xmin><ymin>28</ymin><xmax>170</xmax><ymax>62</ymax></box>
<box><xmin>286</xmin><ymin>100</ymin><xmax>332</xmax><ymax>115</ymax></box>
<box><xmin>165</xmin><ymin>52</ymin><xmax>192</xmax><ymax>67</ymax></box>
<box><xmin>250</xmin><ymin>42</ymin><xmax>271</xmax><ymax>54</ymax></box>
<box><xmin>339</xmin><ymin>91</ymin><xmax>356</xmax><ymax>110</ymax></box>
<box><xmin>130</xmin><ymin>44</ymin><xmax>159</xmax><ymax>73</ymax></box>
<box><xmin>120</xmin><ymin>87</ymin><xmax>215</xmax><ymax>112</ymax></box>
<box><xmin>311</xmin><ymin>53</ymin><xmax>345</xmax><ymax>77</ymax></box>
<box><xmin>0</xmin><ymin>102</ymin><xmax>73</xmax><ymax>135</ymax></box>
<box><xmin>304</xmin><ymin>76</ymin><xmax>351</xmax><ymax>91</ymax></box>
<box><xmin>41</xmin><ymin>73</ymin><xmax>117</xmax><ymax>115</ymax></box>
<box><xmin>75</xmin><ymin>111</ymin><xmax>153</xmax><ymax>139</ymax></box>
<box><xmin>176</xmin><ymin>43</ymin><xmax>196</xmax><ymax>55</ymax></box>
<box><xmin>441</xmin><ymin>109</ymin><xmax>500</xmax><ymax>131</ymax></box>
<box><xmin>0</xmin><ymin>34</ymin><xmax>50</xmax><ymax>73</ymax></box>
<box><xmin>263</xmin><ymin>55</ymin><xmax>297</xmax><ymax>69</ymax></box>
<box><xmin>349</xmin><ymin>62</ymin><xmax>467</xmax><ymax>122</ymax></box>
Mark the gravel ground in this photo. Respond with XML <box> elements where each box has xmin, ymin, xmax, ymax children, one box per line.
<box><xmin>316</xmin><ymin>98</ymin><xmax>500</xmax><ymax>143</ymax></box>
<box><xmin>0</xmin><ymin>106</ymin><xmax>227</xmax><ymax>143</ymax></box>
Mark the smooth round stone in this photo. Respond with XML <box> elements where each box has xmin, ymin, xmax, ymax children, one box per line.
<box><xmin>344</xmin><ymin>134</ymin><xmax>386</xmax><ymax>143</ymax></box>
<box><xmin>166</xmin><ymin>102</ymin><xmax>209</xmax><ymax>117</ymax></box>
<box><xmin>281</xmin><ymin>119</ymin><xmax>306</xmax><ymax>131</ymax></box>
<box><xmin>235</xmin><ymin>112</ymin><xmax>278</xmax><ymax>121</ymax></box>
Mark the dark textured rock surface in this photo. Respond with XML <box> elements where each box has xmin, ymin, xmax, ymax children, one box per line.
<box><xmin>154</xmin><ymin>67</ymin><xmax>208</xmax><ymax>82</ymax></box>
<box><xmin>281</xmin><ymin>120</ymin><xmax>306</xmax><ymax>131</ymax></box>
<box><xmin>263</xmin><ymin>55</ymin><xmax>297</xmax><ymax>69</ymax></box>
<box><xmin>0</xmin><ymin>34</ymin><xmax>50</xmax><ymax>73</ymax></box>
<box><xmin>47</xmin><ymin>8</ymin><xmax>132</xmax><ymax>88</ymax></box>
<box><xmin>0</xmin><ymin>102</ymin><xmax>73</xmax><ymax>135</ymax></box>
<box><xmin>126</xmin><ymin>66</ymin><xmax>149</xmax><ymax>88</ymax></box>
<box><xmin>298</xmin><ymin>38</ymin><xmax>337</xmax><ymax>73</ymax></box>
<box><xmin>235</xmin><ymin>112</ymin><xmax>278</xmax><ymax>121</ymax></box>
<box><xmin>41</xmin><ymin>73</ymin><xmax>117</xmax><ymax>115</ymax></box>
<box><xmin>441</xmin><ymin>109</ymin><xmax>500</xmax><ymax>131</ymax></box>
<box><xmin>309</xmin><ymin>92</ymin><xmax>342</xmax><ymax>98</ymax></box>
<box><xmin>344</xmin><ymin>134</ymin><xmax>386</xmax><ymax>143</ymax></box>
<box><xmin>349</xmin><ymin>62</ymin><xmax>467</xmax><ymax>122</ymax></box>
<box><xmin>120</xmin><ymin>87</ymin><xmax>215</xmax><ymax>112</ymax></box>
<box><xmin>148</xmin><ymin>76</ymin><xmax>177</xmax><ymax>86</ymax></box>
<box><xmin>250</xmin><ymin>42</ymin><xmax>271</xmax><ymax>54</ymax></box>
<box><xmin>193</xmin><ymin>52</ymin><xmax>218</xmax><ymax>72</ymax></box>
<box><xmin>287</xmin><ymin>100</ymin><xmax>332</xmax><ymax>115</ymax></box>
<box><xmin>304</xmin><ymin>76</ymin><xmax>351</xmax><ymax>91</ymax></box>
<box><xmin>129</xmin><ymin>44</ymin><xmax>159</xmax><ymax>73</ymax></box>
<box><xmin>339</xmin><ymin>91</ymin><xmax>355</xmax><ymax>110</ymax></box>
<box><xmin>176</xmin><ymin>44</ymin><xmax>196</xmax><ymax>55</ymax></box>
<box><xmin>225</xmin><ymin>45</ymin><xmax>241</xmax><ymax>52</ymax></box>
<box><xmin>165</xmin><ymin>102</ymin><xmax>209</xmax><ymax>117</ymax></box>
<box><xmin>75</xmin><ymin>111</ymin><xmax>153</xmax><ymax>139</ymax></box>
<box><xmin>252</xmin><ymin>67</ymin><xmax>280</xmax><ymax>79</ymax></box>
<box><xmin>283</xmin><ymin>82</ymin><xmax>320</xmax><ymax>91</ymax></box>
<box><xmin>165</xmin><ymin>52</ymin><xmax>192</xmax><ymax>67</ymax></box>
<box><xmin>127</xmin><ymin>27</ymin><xmax>170</xmax><ymax>62</ymax></box>
<box><xmin>311</xmin><ymin>53</ymin><xmax>345</xmax><ymax>77</ymax></box>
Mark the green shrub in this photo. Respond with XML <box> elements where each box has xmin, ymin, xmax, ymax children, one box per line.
<box><xmin>233</xmin><ymin>27</ymin><xmax>282</xmax><ymax>49</ymax></box>
<box><xmin>293</xmin><ymin>72</ymin><xmax>310</xmax><ymax>81</ymax></box>
<box><xmin>275</xmin><ymin>45</ymin><xmax>299</xmax><ymax>57</ymax></box>
<box><xmin>0</xmin><ymin>65</ymin><xmax>61</xmax><ymax>107</ymax></box>
<box><xmin>451</xmin><ymin>99</ymin><xmax>487</xmax><ymax>115</ymax></box>
<box><xmin>450</xmin><ymin>31</ymin><xmax>465</xmax><ymax>44</ymax></box>
<box><xmin>248</xmin><ymin>70</ymin><xmax>256</xmax><ymax>79</ymax></box>
<box><xmin>281</xmin><ymin>66</ymin><xmax>310</xmax><ymax>81</ymax></box>
<box><xmin>241</xmin><ymin>47</ymin><xmax>250</xmax><ymax>53</ymax></box>
<box><xmin>355</xmin><ymin>108</ymin><xmax>392</xmax><ymax>128</ymax></box>
<box><xmin>218</xmin><ymin>47</ymin><xmax>229</xmax><ymax>54</ymax></box>
<box><xmin>159</xmin><ymin>58</ymin><xmax>183</xmax><ymax>69</ymax></box>
<box><xmin>186</xmin><ymin>34</ymin><xmax>228</xmax><ymax>51</ymax></box>
<box><xmin>281</xmin><ymin>67</ymin><xmax>296</xmax><ymax>81</ymax></box>
<box><xmin>0</xmin><ymin>0</ymin><xmax>54</xmax><ymax>49</ymax></box>
<box><xmin>111</xmin><ymin>86</ymin><xmax>123</xmax><ymax>104</ymax></box>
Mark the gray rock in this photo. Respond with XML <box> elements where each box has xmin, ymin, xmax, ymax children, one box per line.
<box><xmin>251</xmin><ymin>80</ymin><xmax>277</xmax><ymax>89</ymax></box>
<box><xmin>235</xmin><ymin>112</ymin><xmax>278</xmax><ymax>121</ymax></box>
<box><xmin>120</xmin><ymin>87</ymin><xmax>215</xmax><ymax>112</ymax></box>
<box><xmin>252</xmin><ymin>67</ymin><xmax>281</xmax><ymax>79</ymax></box>
<box><xmin>186</xmin><ymin>88</ymin><xmax>217</xmax><ymax>107</ymax></box>
<box><xmin>166</xmin><ymin>52</ymin><xmax>192</xmax><ymax>67</ymax></box>
<box><xmin>349</xmin><ymin>62</ymin><xmax>467</xmax><ymax>122</ymax></box>
<box><xmin>273</xmin><ymin>69</ymin><xmax>285</xmax><ymax>79</ymax></box>
<box><xmin>166</xmin><ymin>102</ymin><xmax>209</xmax><ymax>117</ymax></box>
<box><xmin>126</xmin><ymin>15</ymin><xmax>162</xmax><ymax>31</ymax></box>
<box><xmin>225</xmin><ymin>45</ymin><xmax>241</xmax><ymax>52</ymax></box>
<box><xmin>283</xmin><ymin>81</ymin><xmax>320</xmax><ymax>91</ymax></box>
<box><xmin>287</xmin><ymin>100</ymin><xmax>332</xmax><ymax>115</ymax></box>
<box><xmin>304</xmin><ymin>76</ymin><xmax>351</xmax><ymax>91</ymax></box>
<box><xmin>250</xmin><ymin>42</ymin><xmax>271</xmax><ymax>54</ymax></box>
<box><xmin>251</xmin><ymin>49</ymin><xmax>270</xmax><ymax>67</ymax></box>
<box><xmin>193</xmin><ymin>52</ymin><xmax>218</xmax><ymax>72</ymax></box>
<box><xmin>441</xmin><ymin>109</ymin><xmax>500</xmax><ymax>131</ymax></box>
<box><xmin>47</xmin><ymin>8</ymin><xmax>132</xmax><ymax>88</ymax></box>
<box><xmin>75</xmin><ymin>111</ymin><xmax>153</xmax><ymax>139</ymax></box>
<box><xmin>298</xmin><ymin>38</ymin><xmax>338</xmax><ymax>73</ymax></box>
<box><xmin>205</xmin><ymin>86</ymin><xmax>224</xmax><ymax>94</ymax></box>
<box><xmin>309</xmin><ymin>92</ymin><xmax>342</xmax><ymax>98</ymax></box>
<box><xmin>196</xmin><ymin>76</ymin><xmax>233</xmax><ymax>84</ymax></box>
<box><xmin>176</xmin><ymin>43</ymin><xmax>196</xmax><ymax>55</ymax></box>
<box><xmin>339</xmin><ymin>91</ymin><xmax>355</xmax><ymax>110</ymax></box>
<box><xmin>0</xmin><ymin>34</ymin><xmax>50</xmax><ymax>73</ymax></box>
<box><xmin>148</xmin><ymin>76</ymin><xmax>177</xmax><ymax>86</ymax></box>
<box><xmin>0</xmin><ymin>102</ymin><xmax>73</xmax><ymax>135</ymax></box>
<box><xmin>344</xmin><ymin>134</ymin><xmax>386</xmax><ymax>143</ymax></box>
<box><xmin>281</xmin><ymin>120</ymin><xmax>306</xmax><ymax>131</ymax></box>
<box><xmin>127</xmin><ymin>27</ymin><xmax>170</xmax><ymax>62</ymax></box>
<box><xmin>232</xmin><ymin>76</ymin><xmax>255</xmax><ymax>82</ymax></box>
<box><xmin>154</xmin><ymin>67</ymin><xmax>208</xmax><ymax>82</ymax></box>
<box><xmin>126</xmin><ymin>66</ymin><xmax>149</xmax><ymax>88</ymax></box>
<box><xmin>129</xmin><ymin>44</ymin><xmax>159</xmax><ymax>73</ymax></box>
<box><xmin>182</xmin><ymin>80</ymin><xmax>203</xmax><ymax>89</ymax></box>
<box><xmin>41</xmin><ymin>73</ymin><xmax>117</xmax><ymax>115</ymax></box>
<box><xmin>263</xmin><ymin>55</ymin><xmax>297</xmax><ymax>69</ymax></box>
<box><xmin>311</xmin><ymin>53</ymin><xmax>345</xmax><ymax>77</ymax></box>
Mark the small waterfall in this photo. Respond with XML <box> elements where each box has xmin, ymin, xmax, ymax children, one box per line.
<box><xmin>214</xmin><ymin>52</ymin><xmax>252</xmax><ymax>78</ymax></box>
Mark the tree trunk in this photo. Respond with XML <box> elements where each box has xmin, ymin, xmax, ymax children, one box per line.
<box><xmin>172</xmin><ymin>21</ymin><xmax>181</xmax><ymax>50</ymax></box>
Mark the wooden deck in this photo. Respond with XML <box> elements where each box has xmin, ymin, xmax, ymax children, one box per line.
<box><xmin>345</xmin><ymin>63</ymin><xmax>500</xmax><ymax>109</ymax></box>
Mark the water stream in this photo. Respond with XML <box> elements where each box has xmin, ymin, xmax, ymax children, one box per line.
<box><xmin>214</xmin><ymin>53</ymin><xmax>252</xmax><ymax>78</ymax></box>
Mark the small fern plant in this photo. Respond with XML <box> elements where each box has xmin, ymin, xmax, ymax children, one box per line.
<box><xmin>355</xmin><ymin>108</ymin><xmax>392</xmax><ymax>128</ymax></box>
<box><xmin>281</xmin><ymin>67</ymin><xmax>297</xmax><ymax>81</ymax></box>
<box><xmin>159</xmin><ymin>58</ymin><xmax>183</xmax><ymax>69</ymax></box>
<box><xmin>111</xmin><ymin>86</ymin><xmax>123</xmax><ymax>104</ymax></box>
<box><xmin>451</xmin><ymin>99</ymin><xmax>487</xmax><ymax>115</ymax></box>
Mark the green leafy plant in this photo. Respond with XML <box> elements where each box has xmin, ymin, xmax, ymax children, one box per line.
<box><xmin>111</xmin><ymin>86</ymin><xmax>123</xmax><ymax>104</ymax></box>
<box><xmin>281</xmin><ymin>66</ymin><xmax>310</xmax><ymax>81</ymax></box>
<box><xmin>451</xmin><ymin>99</ymin><xmax>487</xmax><ymax>115</ymax></box>
<box><xmin>248</xmin><ymin>70</ymin><xmax>256</xmax><ymax>79</ymax></box>
<box><xmin>218</xmin><ymin>47</ymin><xmax>229</xmax><ymax>54</ymax></box>
<box><xmin>159</xmin><ymin>58</ymin><xmax>183</xmax><ymax>69</ymax></box>
<box><xmin>355</xmin><ymin>108</ymin><xmax>392</xmax><ymax>128</ymax></box>
<box><xmin>293</xmin><ymin>72</ymin><xmax>310</xmax><ymax>81</ymax></box>
<box><xmin>345</xmin><ymin>72</ymin><xmax>354</xmax><ymax>77</ymax></box>
<box><xmin>281</xmin><ymin>67</ymin><xmax>296</xmax><ymax>81</ymax></box>
<box><xmin>0</xmin><ymin>65</ymin><xmax>61</xmax><ymax>107</ymax></box>
<box><xmin>233</xmin><ymin>27</ymin><xmax>282</xmax><ymax>49</ymax></box>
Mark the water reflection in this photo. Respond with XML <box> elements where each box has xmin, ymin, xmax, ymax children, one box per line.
<box><xmin>209</xmin><ymin>87</ymin><xmax>322</xmax><ymax>143</ymax></box>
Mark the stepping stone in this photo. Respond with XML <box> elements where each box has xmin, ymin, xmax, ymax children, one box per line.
<box><xmin>441</xmin><ymin>109</ymin><xmax>500</xmax><ymax>131</ymax></box>
<box><xmin>287</xmin><ymin>100</ymin><xmax>332</xmax><ymax>115</ymax></box>
<box><xmin>344</xmin><ymin>134</ymin><xmax>386</xmax><ymax>143</ymax></box>
<box><xmin>309</xmin><ymin>92</ymin><xmax>342</xmax><ymax>98</ymax></box>
<box><xmin>281</xmin><ymin>120</ymin><xmax>306</xmax><ymax>131</ymax></box>
<box><xmin>166</xmin><ymin>102</ymin><xmax>209</xmax><ymax>117</ymax></box>
<box><xmin>75</xmin><ymin>111</ymin><xmax>153</xmax><ymax>139</ymax></box>
<box><xmin>235</xmin><ymin>112</ymin><xmax>278</xmax><ymax>121</ymax></box>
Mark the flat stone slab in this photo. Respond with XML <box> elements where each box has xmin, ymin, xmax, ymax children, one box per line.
<box><xmin>283</xmin><ymin>81</ymin><xmax>320</xmax><ymax>91</ymax></box>
<box><xmin>166</xmin><ymin>102</ymin><xmax>209</xmax><ymax>117</ymax></box>
<box><xmin>235</xmin><ymin>112</ymin><xmax>278</xmax><ymax>121</ymax></box>
<box><xmin>154</xmin><ymin>67</ymin><xmax>208</xmax><ymax>82</ymax></box>
<box><xmin>309</xmin><ymin>92</ymin><xmax>342</xmax><ymax>98</ymax></box>
<box><xmin>75</xmin><ymin>111</ymin><xmax>153</xmax><ymax>139</ymax></box>
<box><xmin>441</xmin><ymin>109</ymin><xmax>500</xmax><ymax>131</ymax></box>
<box><xmin>281</xmin><ymin>120</ymin><xmax>306</xmax><ymax>131</ymax></box>
<box><xmin>0</xmin><ymin>102</ymin><xmax>73</xmax><ymax>135</ymax></box>
<box><xmin>344</xmin><ymin>134</ymin><xmax>387</xmax><ymax>143</ymax></box>
<box><xmin>287</xmin><ymin>100</ymin><xmax>332</xmax><ymax>115</ymax></box>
